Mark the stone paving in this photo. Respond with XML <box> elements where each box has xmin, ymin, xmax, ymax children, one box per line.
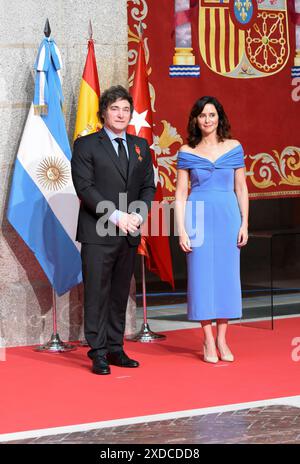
<box><xmin>5</xmin><ymin>405</ymin><xmax>300</xmax><ymax>444</ymax></box>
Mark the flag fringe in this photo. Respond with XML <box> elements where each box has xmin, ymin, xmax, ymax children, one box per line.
<box><xmin>34</xmin><ymin>105</ymin><xmax>48</xmax><ymax>116</ymax></box>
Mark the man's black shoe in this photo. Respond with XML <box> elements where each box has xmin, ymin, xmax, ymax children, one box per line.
<box><xmin>92</xmin><ymin>356</ymin><xmax>111</xmax><ymax>375</ymax></box>
<box><xmin>107</xmin><ymin>351</ymin><xmax>139</xmax><ymax>368</ymax></box>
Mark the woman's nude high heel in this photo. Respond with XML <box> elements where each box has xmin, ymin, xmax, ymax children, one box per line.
<box><xmin>217</xmin><ymin>343</ymin><xmax>234</xmax><ymax>362</ymax></box>
<box><xmin>203</xmin><ymin>344</ymin><xmax>219</xmax><ymax>364</ymax></box>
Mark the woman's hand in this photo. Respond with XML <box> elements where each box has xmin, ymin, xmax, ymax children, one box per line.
<box><xmin>238</xmin><ymin>224</ymin><xmax>248</xmax><ymax>247</ymax></box>
<box><xmin>179</xmin><ymin>230</ymin><xmax>192</xmax><ymax>253</ymax></box>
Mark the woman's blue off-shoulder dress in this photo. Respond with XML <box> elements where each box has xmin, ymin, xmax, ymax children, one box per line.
<box><xmin>177</xmin><ymin>145</ymin><xmax>245</xmax><ymax>321</ymax></box>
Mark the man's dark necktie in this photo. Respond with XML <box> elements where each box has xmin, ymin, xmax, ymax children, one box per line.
<box><xmin>114</xmin><ymin>138</ymin><xmax>128</xmax><ymax>178</ymax></box>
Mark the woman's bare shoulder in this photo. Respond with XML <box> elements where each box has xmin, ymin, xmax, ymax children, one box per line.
<box><xmin>230</xmin><ymin>139</ymin><xmax>241</xmax><ymax>148</ymax></box>
<box><xmin>179</xmin><ymin>144</ymin><xmax>192</xmax><ymax>152</ymax></box>
<box><xmin>226</xmin><ymin>139</ymin><xmax>241</xmax><ymax>149</ymax></box>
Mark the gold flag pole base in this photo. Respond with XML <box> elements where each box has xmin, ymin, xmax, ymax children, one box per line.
<box><xmin>170</xmin><ymin>48</ymin><xmax>200</xmax><ymax>77</ymax></box>
<box><xmin>173</xmin><ymin>47</ymin><xmax>195</xmax><ymax>65</ymax></box>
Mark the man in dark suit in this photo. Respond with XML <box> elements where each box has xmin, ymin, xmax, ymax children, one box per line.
<box><xmin>71</xmin><ymin>85</ymin><xmax>156</xmax><ymax>375</ymax></box>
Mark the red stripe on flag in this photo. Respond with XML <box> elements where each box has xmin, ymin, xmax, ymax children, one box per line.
<box><xmin>224</xmin><ymin>9</ymin><xmax>230</xmax><ymax>73</ymax></box>
<box><xmin>234</xmin><ymin>20</ymin><xmax>239</xmax><ymax>69</ymax></box>
<box><xmin>205</xmin><ymin>8</ymin><xmax>211</xmax><ymax>69</ymax></box>
<box><xmin>82</xmin><ymin>40</ymin><xmax>100</xmax><ymax>97</ymax></box>
<box><xmin>127</xmin><ymin>40</ymin><xmax>174</xmax><ymax>288</ymax></box>
<box><xmin>214</xmin><ymin>8</ymin><xmax>221</xmax><ymax>73</ymax></box>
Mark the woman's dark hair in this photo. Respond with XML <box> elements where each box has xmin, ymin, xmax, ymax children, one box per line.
<box><xmin>187</xmin><ymin>96</ymin><xmax>231</xmax><ymax>147</ymax></box>
<box><xmin>99</xmin><ymin>85</ymin><xmax>134</xmax><ymax>124</ymax></box>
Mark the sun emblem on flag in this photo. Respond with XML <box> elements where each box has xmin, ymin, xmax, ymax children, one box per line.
<box><xmin>36</xmin><ymin>157</ymin><xmax>69</xmax><ymax>191</ymax></box>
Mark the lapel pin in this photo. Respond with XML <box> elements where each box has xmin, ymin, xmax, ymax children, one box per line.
<box><xmin>135</xmin><ymin>144</ymin><xmax>143</xmax><ymax>161</ymax></box>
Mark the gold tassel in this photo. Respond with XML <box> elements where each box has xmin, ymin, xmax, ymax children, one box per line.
<box><xmin>34</xmin><ymin>105</ymin><xmax>48</xmax><ymax>116</ymax></box>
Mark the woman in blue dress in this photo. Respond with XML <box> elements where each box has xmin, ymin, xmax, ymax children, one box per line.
<box><xmin>175</xmin><ymin>96</ymin><xmax>249</xmax><ymax>364</ymax></box>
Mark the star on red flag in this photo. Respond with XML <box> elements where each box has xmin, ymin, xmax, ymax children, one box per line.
<box><xmin>127</xmin><ymin>39</ymin><xmax>174</xmax><ymax>288</ymax></box>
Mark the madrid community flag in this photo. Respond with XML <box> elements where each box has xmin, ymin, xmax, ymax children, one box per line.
<box><xmin>128</xmin><ymin>39</ymin><xmax>174</xmax><ymax>288</ymax></box>
<box><xmin>74</xmin><ymin>38</ymin><xmax>100</xmax><ymax>140</ymax></box>
<box><xmin>7</xmin><ymin>37</ymin><xmax>82</xmax><ymax>296</ymax></box>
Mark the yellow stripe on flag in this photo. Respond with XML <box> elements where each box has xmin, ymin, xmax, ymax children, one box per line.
<box><xmin>239</xmin><ymin>29</ymin><xmax>245</xmax><ymax>64</ymax></box>
<box><xmin>74</xmin><ymin>79</ymin><xmax>100</xmax><ymax>141</ymax></box>
<box><xmin>209</xmin><ymin>9</ymin><xmax>216</xmax><ymax>72</ymax></box>
<box><xmin>229</xmin><ymin>18</ymin><xmax>235</xmax><ymax>71</ymax></box>
<box><xmin>199</xmin><ymin>8</ymin><xmax>206</xmax><ymax>64</ymax></box>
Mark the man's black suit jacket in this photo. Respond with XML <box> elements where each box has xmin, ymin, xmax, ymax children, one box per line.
<box><xmin>71</xmin><ymin>128</ymin><xmax>156</xmax><ymax>246</ymax></box>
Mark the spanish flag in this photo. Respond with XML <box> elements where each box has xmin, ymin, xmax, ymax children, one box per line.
<box><xmin>74</xmin><ymin>39</ymin><xmax>101</xmax><ymax>140</ymax></box>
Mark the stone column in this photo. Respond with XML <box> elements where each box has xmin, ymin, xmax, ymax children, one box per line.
<box><xmin>169</xmin><ymin>0</ymin><xmax>200</xmax><ymax>77</ymax></box>
<box><xmin>292</xmin><ymin>0</ymin><xmax>300</xmax><ymax>77</ymax></box>
<box><xmin>173</xmin><ymin>0</ymin><xmax>195</xmax><ymax>65</ymax></box>
<box><xmin>295</xmin><ymin>0</ymin><xmax>300</xmax><ymax>66</ymax></box>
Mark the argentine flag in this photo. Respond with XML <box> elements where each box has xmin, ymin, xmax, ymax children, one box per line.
<box><xmin>7</xmin><ymin>37</ymin><xmax>82</xmax><ymax>296</ymax></box>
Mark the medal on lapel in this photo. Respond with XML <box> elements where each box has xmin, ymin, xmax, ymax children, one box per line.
<box><xmin>135</xmin><ymin>144</ymin><xmax>143</xmax><ymax>162</ymax></box>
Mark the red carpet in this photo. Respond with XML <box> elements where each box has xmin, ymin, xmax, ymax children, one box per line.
<box><xmin>1</xmin><ymin>318</ymin><xmax>299</xmax><ymax>435</ymax></box>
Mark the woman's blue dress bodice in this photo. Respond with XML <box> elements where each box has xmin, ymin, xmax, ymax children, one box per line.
<box><xmin>177</xmin><ymin>144</ymin><xmax>245</xmax><ymax>192</ymax></box>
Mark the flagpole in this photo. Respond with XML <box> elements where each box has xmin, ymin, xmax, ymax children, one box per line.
<box><xmin>127</xmin><ymin>26</ymin><xmax>172</xmax><ymax>341</ymax></box>
<box><xmin>31</xmin><ymin>19</ymin><xmax>77</xmax><ymax>353</ymax></box>
<box><xmin>78</xmin><ymin>19</ymin><xmax>95</xmax><ymax>348</ymax></box>
<box><xmin>129</xmin><ymin>255</ymin><xmax>166</xmax><ymax>342</ymax></box>
<box><xmin>35</xmin><ymin>288</ymin><xmax>77</xmax><ymax>352</ymax></box>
